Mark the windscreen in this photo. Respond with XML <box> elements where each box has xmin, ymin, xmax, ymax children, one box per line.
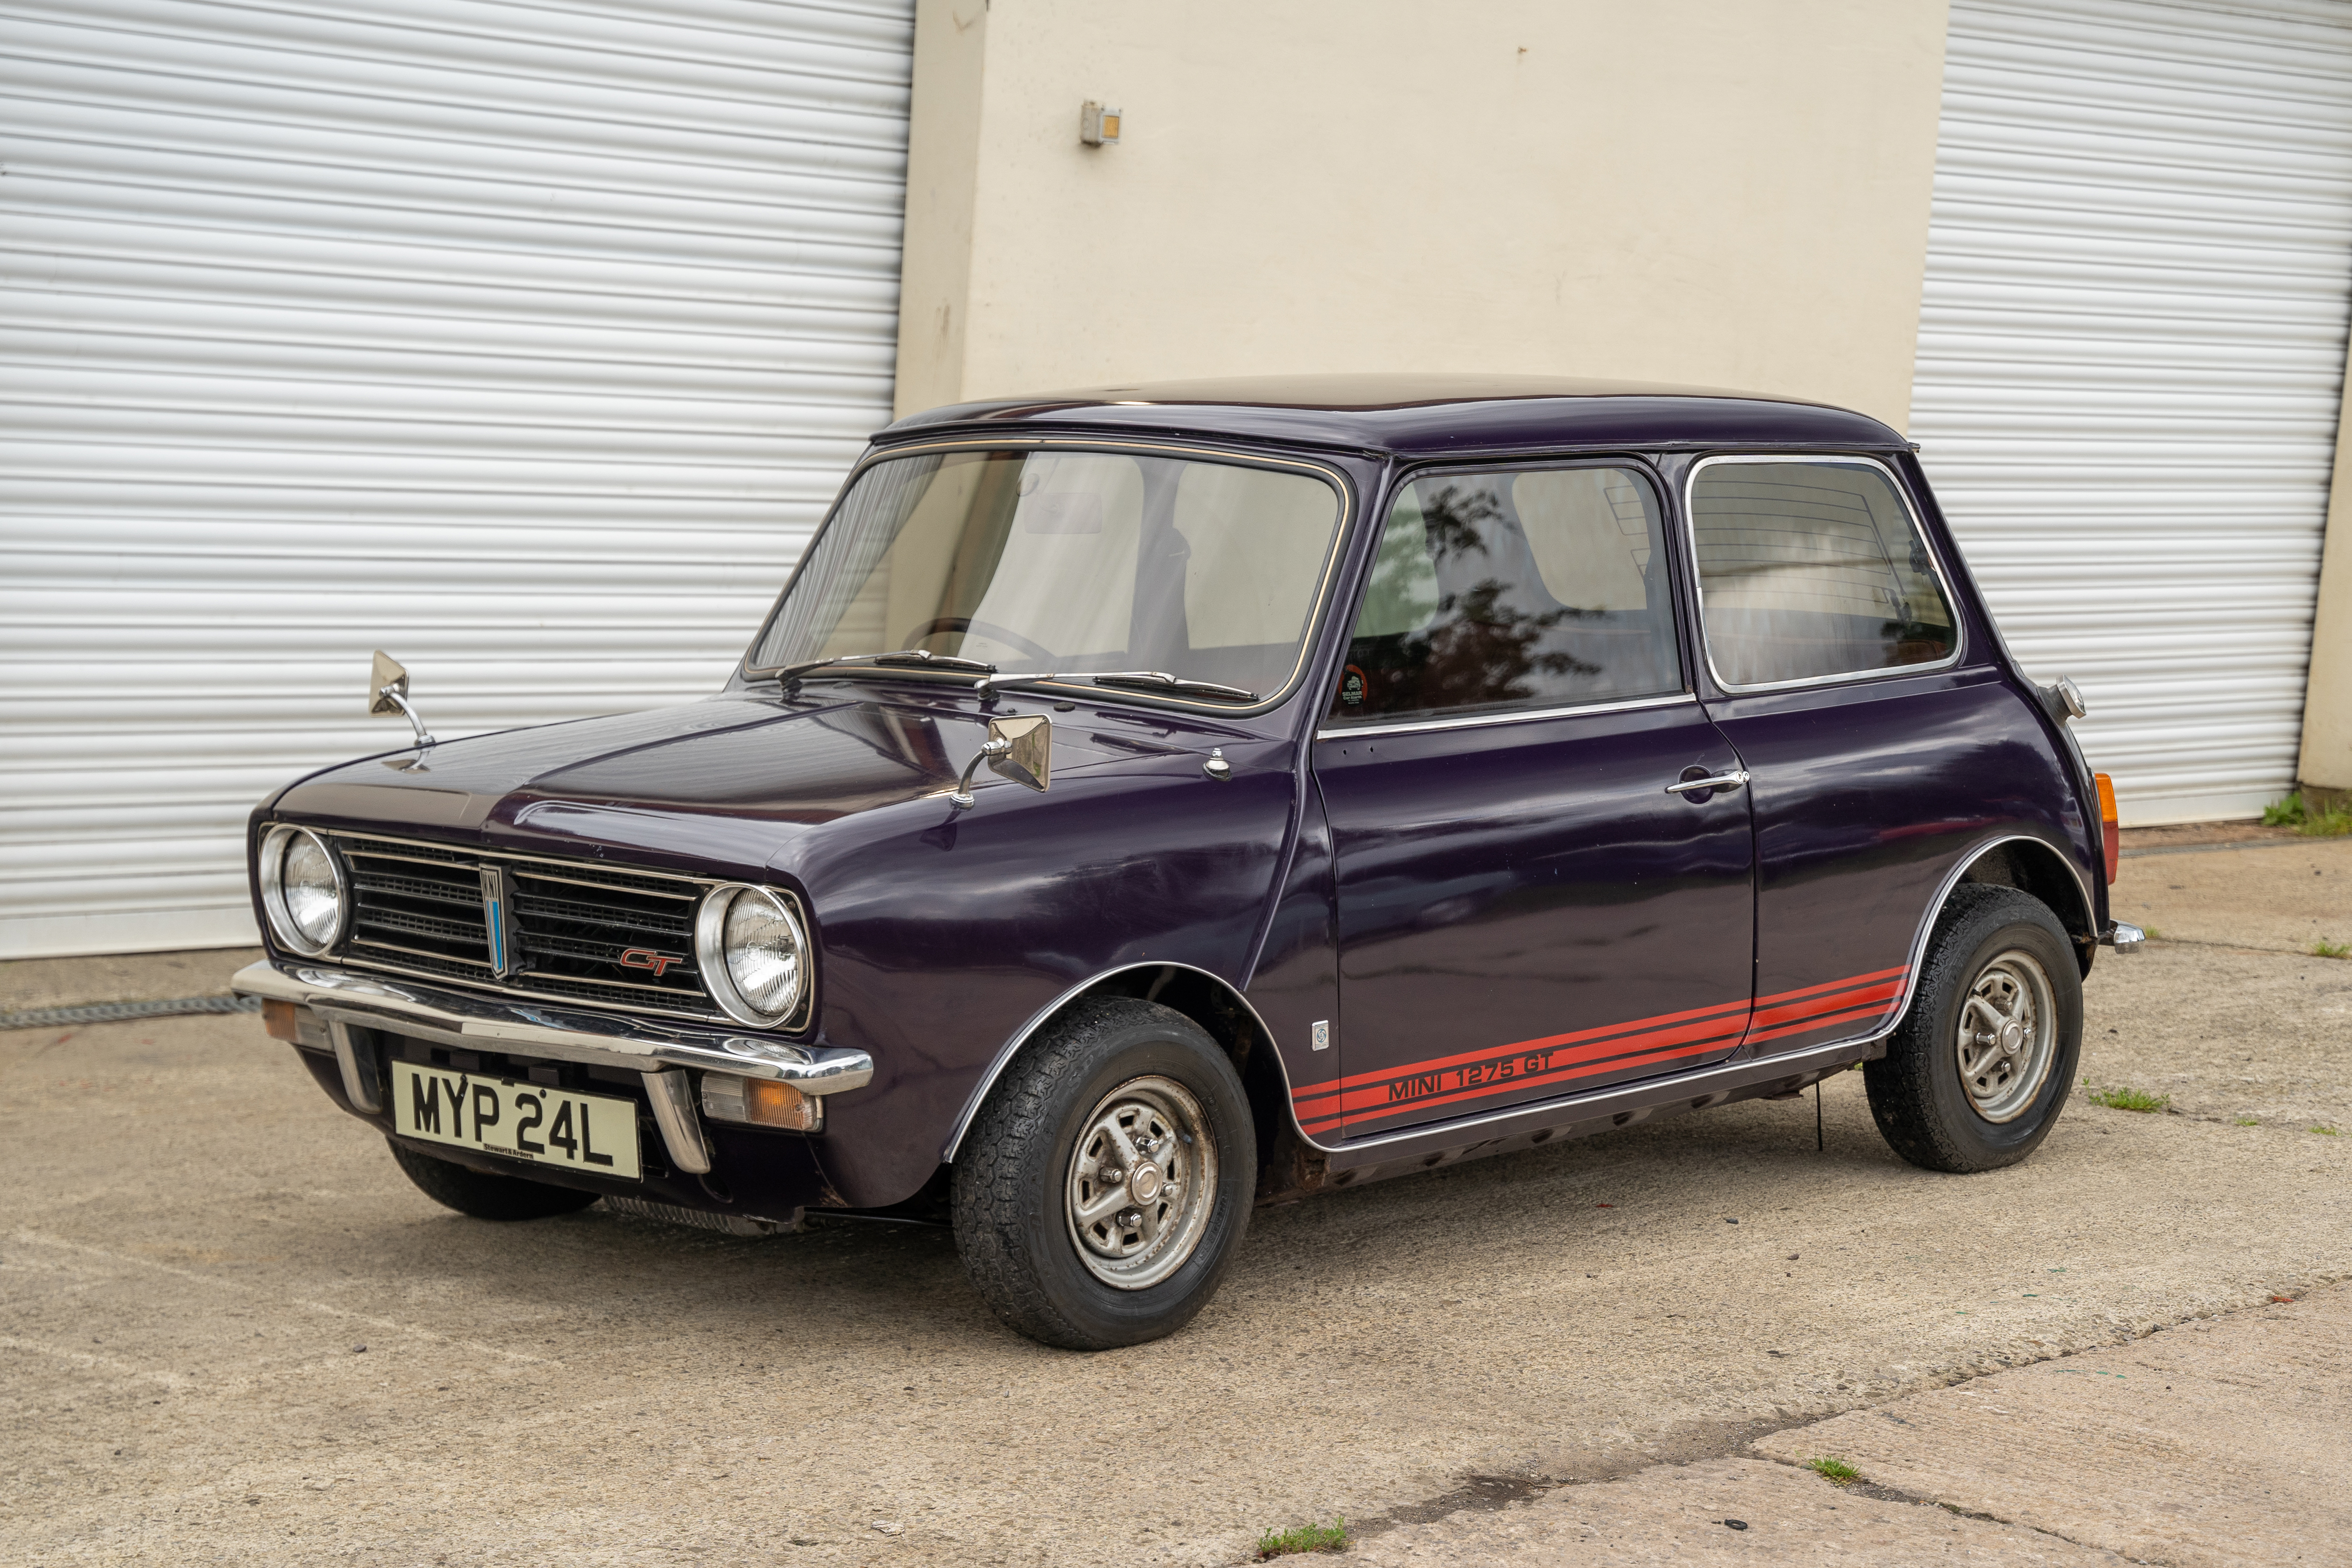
<box><xmin>750</xmin><ymin>450</ymin><xmax>1345</xmax><ymax>698</ymax></box>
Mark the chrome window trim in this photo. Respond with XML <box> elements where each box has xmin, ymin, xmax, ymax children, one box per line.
<box><xmin>1681</xmin><ymin>452</ymin><xmax>1967</xmax><ymax>697</ymax></box>
<box><xmin>1318</xmin><ymin>455</ymin><xmax>1688</xmax><ymax>737</ymax></box>
<box><xmin>739</xmin><ymin>436</ymin><xmax>1359</xmax><ymax>720</ymax></box>
<box><xmin>1317</xmin><ymin>691</ymin><xmax>1696</xmax><ymax>742</ymax></box>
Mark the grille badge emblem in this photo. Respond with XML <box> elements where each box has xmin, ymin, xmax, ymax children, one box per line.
<box><xmin>618</xmin><ymin>948</ymin><xmax>687</xmax><ymax>978</ymax></box>
<box><xmin>479</xmin><ymin>865</ymin><xmax>521</xmax><ymax>979</ymax></box>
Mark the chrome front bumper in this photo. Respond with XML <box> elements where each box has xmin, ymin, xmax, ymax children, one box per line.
<box><xmin>232</xmin><ymin>959</ymin><xmax>873</xmax><ymax>1175</ymax></box>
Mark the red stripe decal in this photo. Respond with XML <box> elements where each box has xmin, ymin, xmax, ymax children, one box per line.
<box><xmin>1302</xmin><ymin>995</ymin><xmax>1754</xmax><ymax>1098</ymax></box>
<box><xmin>1747</xmin><ymin>978</ymin><xmax>1904</xmax><ymax>1035</ymax></box>
<box><xmin>1291</xmin><ymin>965</ymin><xmax>1908</xmax><ymax>1134</ymax></box>
<box><xmin>1743</xmin><ymin>1000</ymin><xmax>1901</xmax><ymax>1047</ymax></box>
<box><xmin>1753</xmin><ymin>966</ymin><xmax>1908</xmax><ymax>1010</ymax></box>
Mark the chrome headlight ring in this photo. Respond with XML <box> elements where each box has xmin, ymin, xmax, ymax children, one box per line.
<box><xmin>695</xmin><ymin>883</ymin><xmax>811</xmax><ymax>1029</ymax></box>
<box><xmin>258</xmin><ymin>824</ymin><xmax>349</xmax><ymax>956</ymax></box>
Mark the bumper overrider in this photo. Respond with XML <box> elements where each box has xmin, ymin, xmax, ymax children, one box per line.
<box><xmin>232</xmin><ymin>958</ymin><xmax>872</xmax><ymax>1182</ymax></box>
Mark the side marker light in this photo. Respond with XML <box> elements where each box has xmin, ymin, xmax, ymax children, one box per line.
<box><xmin>2094</xmin><ymin>772</ymin><xmax>2120</xmax><ymax>885</ymax></box>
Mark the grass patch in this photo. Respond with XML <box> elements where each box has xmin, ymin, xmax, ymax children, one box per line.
<box><xmin>2313</xmin><ymin>1125</ymin><xmax>2342</xmax><ymax>1137</ymax></box>
<box><xmin>2313</xmin><ymin>939</ymin><xmax>2350</xmax><ymax>960</ymax></box>
<box><xmin>1256</xmin><ymin>1518</ymin><xmax>1347</xmax><ymax>1558</ymax></box>
<box><xmin>2088</xmin><ymin>1085</ymin><xmax>2172</xmax><ymax>1113</ymax></box>
<box><xmin>1808</xmin><ymin>1458</ymin><xmax>1860</xmax><ymax>1485</ymax></box>
<box><xmin>2235</xmin><ymin>1115</ymin><xmax>2261</xmax><ymax>1126</ymax></box>
<box><xmin>2263</xmin><ymin>792</ymin><xmax>2352</xmax><ymax>838</ymax></box>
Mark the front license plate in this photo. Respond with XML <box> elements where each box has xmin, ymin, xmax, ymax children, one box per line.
<box><xmin>392</xmin><ymin>1062</ymin><xmax>642</xmax><ymax>1181</ymax></box>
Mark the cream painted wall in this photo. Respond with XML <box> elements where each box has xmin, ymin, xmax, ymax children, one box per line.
<box><xmin>2297</xmin><ymin>327</ymin><xmax>2352</xmax><ymax>795</ymax></box>
<box><xmin>895</xmin><ymin>0</ymin><xmax>1952</xmax><ymax>429</ymax></box>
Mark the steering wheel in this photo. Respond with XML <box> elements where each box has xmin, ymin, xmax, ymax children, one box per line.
<box><xmin>902</xmin><ymin>616</ymin><xmax>1059</xmax><ymax>664</ymax></box>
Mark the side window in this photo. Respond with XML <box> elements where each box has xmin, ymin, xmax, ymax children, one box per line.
<box><xmin>1327</xmin><ymin>465</ymin><xmax>1681</xmax><ymax>726</ymax></box>
<box><xmin>1688</xmin><ymin>458</ymin><xmax>1957</xmax><ymax>690</ymax></box>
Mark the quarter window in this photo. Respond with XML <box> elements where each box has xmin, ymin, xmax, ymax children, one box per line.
<box><xmin>1328</xmin><ymin>465</ymin><xmax>1681</xmax><ymax>726</ymax></box>
<box><xmin>1688</xmin><ymin>459</ymin><xmax>1956</xmax><ymax>689</ymax></box>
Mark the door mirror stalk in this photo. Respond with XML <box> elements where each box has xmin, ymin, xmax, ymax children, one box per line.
<box><xmin>950</xmin><ymin>714</ymin><xmax>1051</xmax><ymax>809</ymax></box>
<box><xmin>368</xmin><ymin>650</ymin><xmax>435</xmax><ymax>748</ymax></box>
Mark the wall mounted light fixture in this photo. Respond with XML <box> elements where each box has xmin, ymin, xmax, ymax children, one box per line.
<box><xmin>1080</xmin><ymin>101</ymin><xmax>1122</xmax><ymax>146</ymax></box>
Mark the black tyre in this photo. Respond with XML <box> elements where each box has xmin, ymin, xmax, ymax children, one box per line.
<box><xmin>388</xmin><ymin>1139</ymin><xmax>600</xmax><ymax>1221</ymax></box>
<box><xmin>952</xmin><ymin>997</ymin><xmax>1256</xmax><ymax>1350</ymax></box>
<box><xmin>1865</xmin><ymin>885</ymin><xmax>2083</xmax><ymax>1173</ymax></box>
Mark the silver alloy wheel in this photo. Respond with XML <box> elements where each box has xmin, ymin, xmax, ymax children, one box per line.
<box><xmin>1064</xmin><ymin>1074</ymin><xmax>1216</xmax><ymax>1290</ymax></box>
<box><xmin>1955</xmin><ymin>948</ymin><xmax>2058</xmax><ymax>1123</ymax></box>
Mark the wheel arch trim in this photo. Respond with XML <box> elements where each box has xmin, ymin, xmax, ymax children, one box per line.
<box><xmin>1854</xmin><ymin>831</ymin><xmax>2096</xmax><ymax>1053</ymax></box>
<box><xmin>939</xmin><ymin>961</ymin><xmax>1305</xmax><ymax>1163</ymax></box>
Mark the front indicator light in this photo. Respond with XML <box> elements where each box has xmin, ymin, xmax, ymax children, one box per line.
<box><xmin>2094</xmin><ymin>772</ymin><xmax>2120</xmax><ymax>885</ymax></box>
<box><xmin>701</xmin><ymin>1073</ymin><xmax>822</xmax><ymax>1133</ymax></box>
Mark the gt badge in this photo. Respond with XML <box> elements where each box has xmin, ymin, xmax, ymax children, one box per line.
<box><xmin>618</xmin><ymin>948</ymin><xmax>687</xmax><ymax>978</ymax></box>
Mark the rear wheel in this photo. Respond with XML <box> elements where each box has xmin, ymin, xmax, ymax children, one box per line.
<box><xmin>952</xmin><ymin>998</ymin><xmax>1255</xmax><ymax>1349</ymax></box>
<box><xmin>1865</xmin><ymin>885</ymin><xmax>2083</xmax><ymax>1172</ymax></box>
<box><xmin>388</xmin><ymin>1139</ymin><xmax>600</xmax><ymax>1220</ymax></box>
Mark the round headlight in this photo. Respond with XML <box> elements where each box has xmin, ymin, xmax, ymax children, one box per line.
<box><xmin>260</xmin><ymin>825</ymin><xmax>347</xmax><ymax>955</ymax></box>
<box><xmin>698</xmin><ymin>885</ymin><xmax>808</xmax><ymax>1027</ymax></box>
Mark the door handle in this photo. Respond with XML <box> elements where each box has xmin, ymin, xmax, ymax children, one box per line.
<box><xmin>1666</xmin><ymin>769</ymin><xmax>1750</xmax><ymax>797</ymax></box>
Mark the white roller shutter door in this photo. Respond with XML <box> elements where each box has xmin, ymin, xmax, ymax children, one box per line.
<box><xmin>1912</xmin><ymin>0</ymin><xmax>2352</xmax><ymax>825</ymax></box>
<box><xmin>0</xmin><ymin>0</ymin><xmax>913</xmax><ymax>957</ymax></box>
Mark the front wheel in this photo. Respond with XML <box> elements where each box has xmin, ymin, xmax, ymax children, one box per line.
<box><xmin>1865</xmin><ymin>885</ymin><xmax>2083</xmax><ymax>1173</ymax></box>
<box><xmin>952</xmin><ymin>998</ymin><xmax>1255</xmax><ymax>1349</ymax></box>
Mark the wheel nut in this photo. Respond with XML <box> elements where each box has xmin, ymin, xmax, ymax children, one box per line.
<box><xmin>1098</xmin><ymin>1166</ymin><xmax>1125</xmax><ymax>1185</ymax></box>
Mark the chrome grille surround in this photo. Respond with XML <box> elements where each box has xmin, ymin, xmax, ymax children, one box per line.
<box><xmin>310</xmin><ymin>828</ymin><xmax>812</xmax><ymax>1032</ymax></box>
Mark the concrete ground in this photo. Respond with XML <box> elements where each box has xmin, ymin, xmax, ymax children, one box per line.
<box><xmin>2</xmin><ymin>839</ymin><xmax>2347</xmax><ymax>1566</ymax></box>
<box><xmin>0</xmin><ymin>946</ymin><xmax>263</xmax><ymax>1015</ymax></box>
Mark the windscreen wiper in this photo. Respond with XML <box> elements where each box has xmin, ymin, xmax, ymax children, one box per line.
<box><xmin>1071</xmin><ymin>670</ymin><xmax>1258</xmax><ymax>703</ymax></box>
<box><xmin>767</xmin><ymin>649</ymin><xmax>998</xmax><ymax>684</ymax></box>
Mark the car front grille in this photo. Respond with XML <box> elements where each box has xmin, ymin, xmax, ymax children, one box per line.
<box><xmin>333</xmin><ymin>834</ymin><xmax>734</xmax><ymax>1024</ymax></box>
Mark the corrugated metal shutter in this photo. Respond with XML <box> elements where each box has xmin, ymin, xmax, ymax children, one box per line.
<box><xmin>0</xmin><ymin>0</ymin><xmax>913</xmax><ymax>957</ymax></box>
<box><xmin>1911</xmin><ymin>0</ymin><xmax>2352</xmax><ymax>825</ymax></box>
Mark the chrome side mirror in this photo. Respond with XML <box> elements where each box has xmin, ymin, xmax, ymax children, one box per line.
<box><xmin>950</xmin><ymin>714</ymin><xmax>1051</xmax><ymax>810</ymax></box>
<box><xmin>368</xmin><ymin>650</ymin><xmax>435</xmax><ymax>747</ymax></box>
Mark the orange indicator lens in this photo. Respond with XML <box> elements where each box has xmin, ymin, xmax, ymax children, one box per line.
<box><xmin>746</xmin><ymin>1078</ymin><xmax>820</xmax><ymax>1132</ymax></box>
<box><xmin>262</xmin><ymin>997</ymin><xmax>302</xmax><ymax>1042</ymax></box>
<box><xmin>2094</xmin><ymin>772</ymin><xmax>2119</xmax><ymax>885</ymax></box>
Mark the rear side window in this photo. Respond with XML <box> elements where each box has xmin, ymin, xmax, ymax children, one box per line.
<box><xmin>1688</xmin><ymin>458</ymin><xmax>1956</xmax><ymax>690</ymax></box>
<box><xmin>1328</xmin><ymin>465</ymin><xmax>1681</xmax><ymax>726</ymax></box>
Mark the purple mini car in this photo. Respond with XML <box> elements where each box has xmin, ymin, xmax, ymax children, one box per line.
<box><xmin>235</xmin><ymin>376</ymin><xmax>2139</xmax><ymax>1349</ymax></box>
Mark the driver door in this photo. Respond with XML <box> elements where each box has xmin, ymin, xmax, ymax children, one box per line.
<box><xmin>1301</xmin><ymin>462</ymin><xmax>1756</xmax><ymax>1143</ymax></box>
